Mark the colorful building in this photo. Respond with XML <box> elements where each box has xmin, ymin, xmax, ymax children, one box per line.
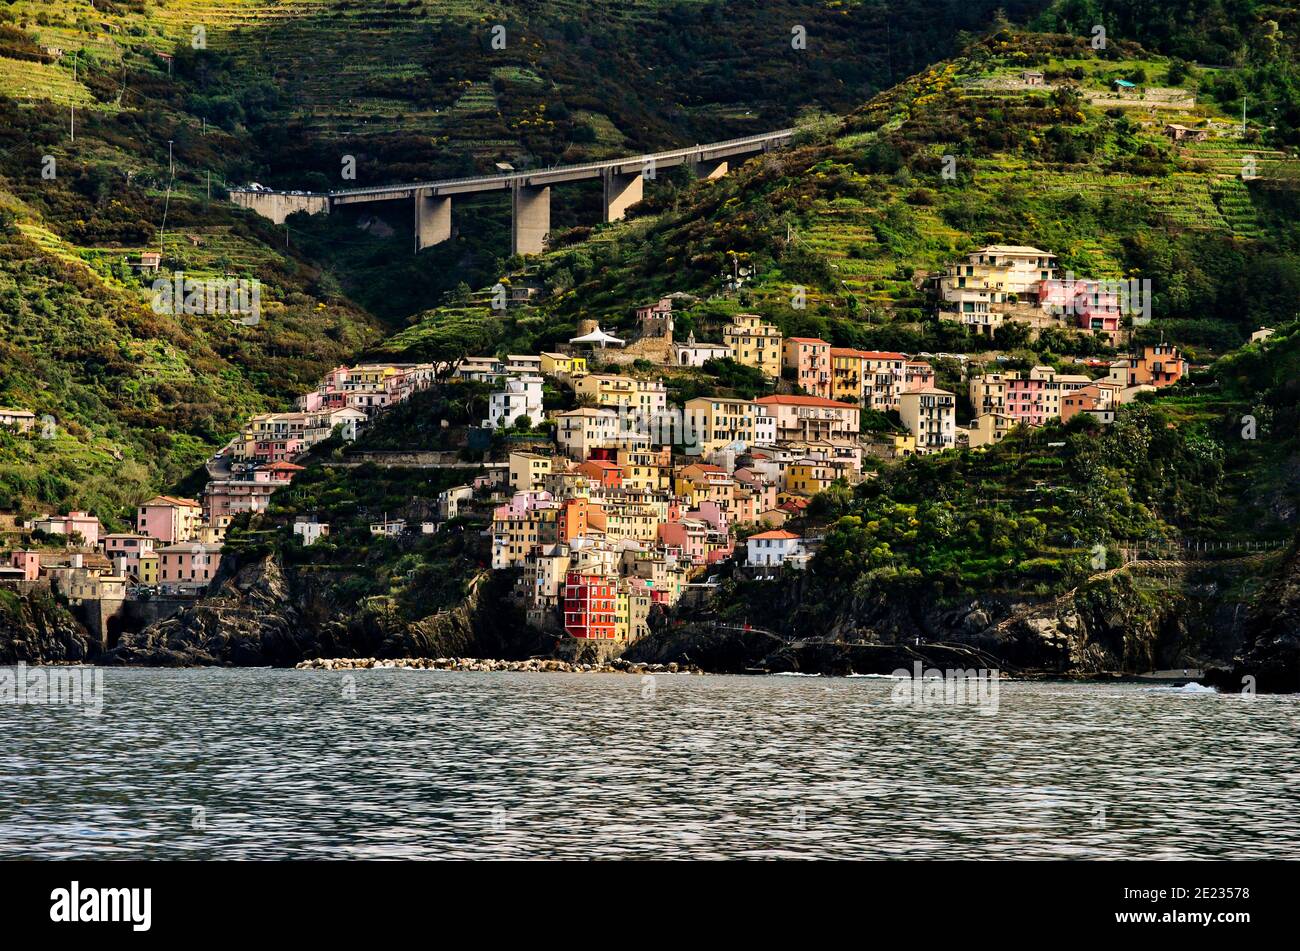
<box><xmin>563</xmin><ymin>568</ymin><xmax>618</xmax><ymax>640</ymax></box>
<box><xmin>723</xmin><ymin>314</ymin><xmax>783</xmax><ymax>378</ymax></box>
<box><xmin>782</xmin><ymin>337</ymin><xmax>832</xmax><ymax>398</ymax></box>
<box><xmin>156</xmin><ymin>542</ymin><xmax>223</xmax><ymax>589</ymax></box>
<box><xmin>753</xmin><ymin>395</ymin><xmax>860</xmax><ymax>444</ymax></box>
<box><xmin>136</xmin><ymin>496</ymin><xmax>203</xmax><ymax>545</ymax></box>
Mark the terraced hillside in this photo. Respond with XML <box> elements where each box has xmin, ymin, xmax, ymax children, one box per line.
<box><xmin>2</xmin><ymin>0</ymin><xmax>1054</xmax><ymax>185</ymax></box>
<box><xmin>384</xmin><ymin>31</ymin><xmax>1300</xmax><ymax>366</ymax></box>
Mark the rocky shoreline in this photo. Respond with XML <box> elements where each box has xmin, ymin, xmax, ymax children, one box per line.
<box><xmin>294</xmin><ymin>656</ymin><xmax>702</xmax><ymax>674</ymax></box>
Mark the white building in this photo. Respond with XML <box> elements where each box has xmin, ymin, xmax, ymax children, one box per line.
<box><xmin>671</xmin><ymin>332</ymin><xmax>732</xmax><ymax>368</ymax></box>
<box><xmin>484</xmin><ymin>374</ymin><xmax>544</xmax><ymax>430</ymax></box>
<box><xmin>293</xmin><ymin>519</ymin><xmax>330</xmax><ymax>546</ymax></box>
<box><xmin>746</xmin><ymin>530</ymin><xmax>807</xmax><ymax>570</ymax></box>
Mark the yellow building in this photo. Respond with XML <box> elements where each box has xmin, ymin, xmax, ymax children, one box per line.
<box><xmin>555</xmin><ymin>408</ymin><xmax>621</xmax><ymax>460</ymax></box>
<box><xmin>723</xmin><ymin>314</ymin><xmax>782</xmax><ymax>378</ymax></box>
<box><xmin>674</xmin><ymin>463</ymin><xmax>734</xmax><ymax>509</ymax></box>
<box><xmin>784</xmin><ymin>459</ymin><xmax>836</xmax><ymax>497</ymax></box>
<box><xmin>618</xmin><ymin>448</ymin><xmax>671</xmax><ymax>493</ymax></box>
<box><xmin>683</xmin><ymin>397</ymin><xmax>759</xmax><ymax>455</ymax></box>
<box><xmin>830</xmin><ymin>348</ymin><xmax>868</xmax><ymax>402</ymax></box>
<box><xmin>572</xmin><ymin>374</ymin><xmax>667</xmax><ymax>418</ymax></box>
<box><xmin>509</xmin><ymin>451</ymin><xmax>555</xmax><ymax>492</ymax></box>
<box><xmin>539</xmin><ymin>352</ymin><xmax>587</xmax><ymax>379</ymax></box>
<box><xmin>138</xmin><ymin>553</ymin><xmax>160</xmax><ymax>585</ymax></box>
<box><xmin>888</xmin><ymin>432</ymin><xmax>917</xmax><ymax>458</ymax></box>
<box><xmin>968</xmin><ymin>412</ymin><xmax>1015</xmax><ymax>449</ymax></box>
<box><xmin>597</xmin><ymin>502</ymin><xmax>661</xmax><ymax>543</ymax></box>
<box><xmin>968</xmin><ymin>373</ymin><xmax>1008</xmax><ymax>416</ymax></box>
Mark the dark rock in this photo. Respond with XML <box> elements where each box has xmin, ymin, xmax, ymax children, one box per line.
<box><xmin>0</xmin><ymin>588</ymin><xmax>94</xmax><ymax>664</ymax></box>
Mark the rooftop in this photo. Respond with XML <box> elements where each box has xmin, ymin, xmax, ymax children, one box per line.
<box><xmin>755</xmin><ymin>395</ymin><xmax>856</xmax><ymax>409</ymax></box>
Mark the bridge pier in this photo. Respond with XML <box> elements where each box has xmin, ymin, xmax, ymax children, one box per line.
<box><xmin>694</xmin><ymin>158</ymin><xmax>729</xmax><ymax>180</ymax></box>
<box><xmin>511</xmin><ymin>183</ymin><xmax>551</xmax><ymax>256</ymax></box>
<box><xmin>601</xmin><ymin>169</ymin><xmax>644</xmax><ymax>222</ymax></box>
<box><xmin>414</xmin><ymin>190</ymin><xmax>452</xmax><ymax>252</ymax></box>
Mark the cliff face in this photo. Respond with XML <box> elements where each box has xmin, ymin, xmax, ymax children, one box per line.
<box><xmin>629</xmin><ymin>556</ymin><xmax>1281</xmax><ymax>682</ymax></box>
<box><xmin>0</xmin><ymin>589</ymin><xmax>95</xmax><ymax>664</ymax></box>
<box><xmin>106</xmin><ymin>555</ymin><xmax>543</xmax><ymax>667</ymax></box>
<box><xmin>1215</xmin><ymin>542</ymin><xmax>1300</xmax><ymax>693</ymax></box>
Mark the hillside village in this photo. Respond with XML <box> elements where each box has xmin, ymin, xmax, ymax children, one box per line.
<box><xmin>1</xmin><ymin>240</ymin><xmax>1231</xmax><ymax>654</ymax></box>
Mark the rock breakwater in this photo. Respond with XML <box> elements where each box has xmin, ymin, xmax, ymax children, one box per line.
<box><xmin>294</xmin><ymin>656</ymin><xmax>701</xmax><ymax>674</ymax></box>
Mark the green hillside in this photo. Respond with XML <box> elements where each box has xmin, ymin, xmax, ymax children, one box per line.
<box><xmin>387</xmin><ymin>30</ymin><xmax>1300</xmax><ymax>367</ymax></box>
<box><xmin>0</xmin><ymin>0</ymin><xmax>1057</xmax><ymax>519</ymax></box>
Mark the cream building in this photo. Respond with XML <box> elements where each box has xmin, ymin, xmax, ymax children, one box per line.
<box><xmin>899</xmin><ymin>387</ymin><xmax>957</xmax><ymax>454</ymax></box>
<box><xmin>684</xmin><ymin>397</ymin><xmax>760</xmax><ymax>455</ymax></box>
<box><xmin>723</xmin><ymin>314</ymin><xmax>783</xmax><ymax>378</ymax></box>
<box><xmin>555</xmin><ymin>408</ymin><xmax>621</xmax><ymax>460</ymax></box>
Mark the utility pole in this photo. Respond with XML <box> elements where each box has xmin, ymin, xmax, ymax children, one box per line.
<box><xmin>70</xmin><ymin>51</ymin><xmax>76</xmax><ymax>141</ymax></box>
<box><xmin>168</xmin><ymin>139</ymin><xmax>174</xmax><ymax>177</ymax></box>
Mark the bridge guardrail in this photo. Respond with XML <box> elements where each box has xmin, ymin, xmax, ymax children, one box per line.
<box><xmin>231</xmin><ymin>129</ymin><xmax>797</xmax><ymax>200</ymax></box>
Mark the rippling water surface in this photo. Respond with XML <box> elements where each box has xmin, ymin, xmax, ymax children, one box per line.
<box><xmin>2</xmin><ymin>668</ymin><xmax>1297</xmax><ymax>859</ymax></box>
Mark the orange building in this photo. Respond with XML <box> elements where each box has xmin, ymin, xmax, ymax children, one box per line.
<box><xmin>1124</xmin><ymin>344</ymin><xmax>1188</xmax><ymax>388</ymax></box>
<box><xmin>576</xmin><ymin>459</ymin><xmax>624</xmax><ymax>489</ymax></box>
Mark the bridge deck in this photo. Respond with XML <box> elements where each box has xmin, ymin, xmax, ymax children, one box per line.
<box><xmin>236</xmin><ymin>129</ymin><xmax>795</xmax><ymax>205</ymax></box>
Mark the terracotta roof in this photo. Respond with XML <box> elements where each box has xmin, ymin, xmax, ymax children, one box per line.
<box><xmin>749</xmin><ymin>529</ymin><xmax>801</xmax><ymax>541</ymax></box>
<box><xmin>830</xmin><ymin>348</ymin><xmax>909</xmax><ymax>361</ymax></box>
<box><xmin>141</xmin><ymin>495</ymin><xmax>201</xmax><ymax>508</ymax></box>
<box><xmin>786</xmin><ymin>337</ymin><xmax>829</xmax><ymax>344</ymax></box>
<box><xmin>754</xmin><ymin>395</ymin><xmax>856</xmax><ymax>409</ymax></box>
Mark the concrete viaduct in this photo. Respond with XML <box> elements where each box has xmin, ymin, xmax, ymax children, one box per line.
<box><xmin>230</xmin><ymin>129</ymin><xmax>795</xmax><ymax>256</ymax></box>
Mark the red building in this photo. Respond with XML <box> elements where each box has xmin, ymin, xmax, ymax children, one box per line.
<box><xmin>563</xmin><ymin>570</ymin><xmax>617</xmax><ymax>640</ymax></box>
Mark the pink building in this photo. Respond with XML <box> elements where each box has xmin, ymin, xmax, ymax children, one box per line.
<box><xmin>658</xmin><ymin>519</ymin><xmax>708</xmax><ymax>565</ymax></box>
<box><xmin>252</xmin><ymin>437</ymin><xmax>306</xmax><ymax>464</ymax></box>
<box><xmin>493</xmin><ymin>491</ymin><xmax>555</xmax><ymax>521</ymax></box>
<box><xmin>33</xmin><ymin>511</ymin><xmax>101</xmax><ymax>547</ymax></box>
<box><xmin>782</xmin><ymin>338</ymin><xmax>832</xmax><ymax>398</ymax></box>
<box><xmin>9</xmin><ymin>550</ymin><xmax>40</xmax><ymax>581</ymax></box>
<box><xmin>689</xmin><ymin>500</ymin><xmax>728</xmax><ymax>533</ymax></box>
<box><xmin>1005</xmin><ymin>375</ymin><xmax>1050</xmax><ymax>425</ymax></box>
<box><xmin>1037</xmin><ymin>278</ymin><xmax>1124</xmax><ymax>343</ymax></box>
<box><xmin>137</xmin><ymin>496</ymin><xmax>202</xmax><ymax>544</ymax></box>
<box><xmin>102</xmin><ymin>533</ymin><xmax>155</xmax><ymax>575</ymax></box>
<box><xmin>657</xmin><ymin>518</ymin><xmax>732</xmax><ymax>566</ymax></box>
<box><xmin>296</xmin><ymin>390</ymin><xmax>325</xmax><ymax>412</ymax></box>
<box><xmin>202</xmin><ymin>480</ymin><xmax>277</xmax><ymax>522</ymax></box>
<box><xmin>253</xmin><ymin>461</ymin><xmax>305</xmax><ymax>484</ymax></box>
<box><xmin>903</xmin><ymin>361</ymin><xmax>936</xmax><ymax>392</ymax></box>
<box><xmin>157</xmin><ymin>542</ymin><xmax>223</xmax><ymax>588</ymax></box>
